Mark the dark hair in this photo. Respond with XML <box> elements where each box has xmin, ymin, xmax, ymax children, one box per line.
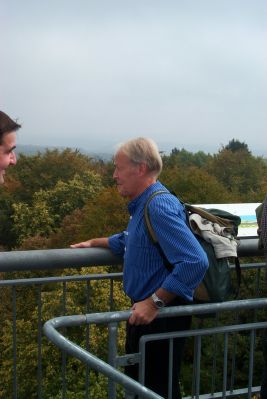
<box><xmin>0</xmin><ymin>111</ymin><xmax>21</xmax><ymax>144</ymax></box>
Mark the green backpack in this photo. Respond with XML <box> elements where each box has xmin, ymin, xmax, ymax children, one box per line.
<box><xmin>144</xmin><ymin>191</ymin><xmax>241</xmax><ymax>303</ymax></box>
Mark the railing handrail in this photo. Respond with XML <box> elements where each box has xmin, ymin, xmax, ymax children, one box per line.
<box><xmin>0</xmin><ymin>247</ymin><xmax>122</xmax><ymax>272</ymax></box>
<box><xmin>0</xmin><ymin>238</ymin><xmax>264</xmax><ymax>399</ymax></box>
<box><xmin>43</xmin><ymin>298</ymin><xmax>267</xmax><ymax>399</ymax></box>
<box><xmin>0</xmin><ymin>236</ymin><xmax>263</xmax><ymax>273</ymax></box>
<box><xmin>43</xmin><ymin>298</ymin><xmax>267</xmax><ymax>328</ymax></box>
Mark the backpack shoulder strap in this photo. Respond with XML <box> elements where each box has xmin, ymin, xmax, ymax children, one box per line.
<box><xmin>144</xmin><ymin>190</ymin><xmax>169</xmax><ymax>244</ymax></box>
<box><xmin>144</xmin><ymin>190</ymin><xmax>174</xmax><ymax>272</ymax></box>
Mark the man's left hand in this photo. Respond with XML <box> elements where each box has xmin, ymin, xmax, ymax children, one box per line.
<box><xmin>129</xmin><ymin>298</ymin><xmax>158</xmax><ymax>325</ymax></box>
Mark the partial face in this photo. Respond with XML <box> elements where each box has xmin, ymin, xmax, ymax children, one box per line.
<box><xmin>0</xmin><ymin>131</ymin><xmax>17</xmax><ymax>184</ymax></box>
<box><xmin>113</xmin><ymin>151</ymin><xmax>141</xmax><ymax>199</ymax></box>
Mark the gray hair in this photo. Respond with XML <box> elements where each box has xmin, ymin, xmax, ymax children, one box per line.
<box><xmin>115</xmin><ymin>137</ymin><xmax>163</xmax><ymax>177</ymax></box>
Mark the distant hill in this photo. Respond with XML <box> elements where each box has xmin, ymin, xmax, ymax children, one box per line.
<box><xmin>15</xmin><ymin>144</ymin><xmax>266</xmax><ymax>164</ymax></box>
<box><xmin>16</xmin><ymin>144</ymin><xmax>65</xmax><ymax>156</ymax></box>
<box><xmin>16</xmin><ymin>144</ymin><xmax>112</xmax><ymax>161</ymax></box>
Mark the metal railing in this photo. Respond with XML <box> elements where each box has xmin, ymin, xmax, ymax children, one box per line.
<box><xmin>0</xmin><ymin>236</ymin><xmax>265</xmax><ymax>398</ymax></box>
<box><xmin>43</xmin><ymin>299</ymin><xmax>267</xmax><ymax>399</ymax></box>
<box><xmin>0</xmin><ymin>236</ymin><xmax>262</xmax><ymax>272</ymax></box>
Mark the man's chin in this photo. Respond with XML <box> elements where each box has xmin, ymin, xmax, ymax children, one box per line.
<box><xmin>116</xmin><ymin>186</ymin><xmax>128</xmax><ymax>197</ymax></box>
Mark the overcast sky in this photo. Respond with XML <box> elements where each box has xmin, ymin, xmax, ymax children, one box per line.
<box><xmin>1</xmin><ymin>1</ymin><xmax>267</xmax><ymax>156</ymax></box>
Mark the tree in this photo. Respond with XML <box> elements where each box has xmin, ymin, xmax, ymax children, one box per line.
<box><xmin>16</xmin><ymin>185</ymin><xmax>128</xmax><ymax>250</ymax></box>
<box><xmin>206</xmin><ymin>149</ymin><xmax>267</xmax><ymax>201</ymax></box>
<box><xmin>163</xmin><ymin>148</ymin><xmax>212</xmax><ymax>169</ymax></box>
<box><xmin>1</xmin><ymin>149</ymin><xmax>109</xmax><ymax>248</ymax></box>
<box><xmin>6</xmin><ymin>148</ymin><xmax>96</xmax><ymax>203</ymax></box>
<box><xmin>161</xmin><ymin>166</ymin><xmax>234</xmax><ymax>204</ymax></box>
<box><xmin>11</xmin><ymin>171</ymin><xmax>103</xmax><ymax>245</ymax></box>
<box><xmin>224</xmin><ymin>139</ymin><xmax>250</xmax><ymax>154</ymax></box>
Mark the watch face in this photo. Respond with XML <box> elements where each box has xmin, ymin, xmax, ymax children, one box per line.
<box><xmin>155</xmin><ymin>300</ymin><xmax>164</xmax><ymax>308</ymax></box>
<box><xmin>152</xmin><ymin>293</ymin><xmax>165</xmax><ymax>308</ymax></box>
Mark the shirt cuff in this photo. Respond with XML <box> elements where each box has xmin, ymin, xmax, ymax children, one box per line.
<box><xmin>161</xmin><ymin>274</ymin><xmax>194</xmax><ymax>302</ymax></box>
<box><xmin>108</xmin><ymin>233</ymin><xmax>125</xmax><ymax>257</ymax></box>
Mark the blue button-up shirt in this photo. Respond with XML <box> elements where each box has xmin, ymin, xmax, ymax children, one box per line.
<box><xmin>109</xmin><ymin>181</ymin><xmax>208</xmax><ymax>302</ymax></box>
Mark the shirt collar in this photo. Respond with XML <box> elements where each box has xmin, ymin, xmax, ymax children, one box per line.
<box><xmin>127</xmin><ymin>181</ymin><xmax>166</xmax><ymax>214</ymax></box>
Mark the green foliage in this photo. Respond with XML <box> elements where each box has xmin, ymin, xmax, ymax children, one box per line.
<box><xmin>2</xmin><ymin>140</ymin><xmax>267</xmax><ymax>248</ymax></box>
<box><xmin>0</xmin><ymin>189</ymin><xmax>18</xmax><ymax>248</ymax></box>
<box><xmin>224</xmin><ymin>138</ymin><xmax>250</xmax><ymax>154</ymax></box>
<box><xmin>17</xmin><ymin>186</ymin><xmax>128</xmax><ymax>250</ymax></box>
<box><xmin>11</xmin><ymin>171</ymin><xmax>103</xmax><ymax>245</ymax></box>
<box><xmin>69</xmin><ymin>186</ymin><xmax>128</xmax><ymax>241</ymax></box>
<box><xmin>0</xmin><ymin>149</ymin><xmax>109</xmax><ymax>248</ymax></box>
<box><xmin>163</xmin><ymin>148</ymin><xmax>212</xmax><ymax>168</ymax></box>
<box><xmin>7</xmin><ymin>148</ymin><xmax>95</xmax><ymax>203</ymax></box>
<box><xmin>206</xmin><ymin>148</ymin><xmax>267</xmax><ymax>201</ymax></box>
<box><xmin>161</xmin><ymin>165</ymin><xmax>234</xmax><ymax>203</ymax></box>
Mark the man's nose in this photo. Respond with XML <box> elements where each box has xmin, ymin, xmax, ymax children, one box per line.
<box><xmin>10</xmin><ymin>152</ymin><xmax>17</xmax><ymax>165</ymax></box>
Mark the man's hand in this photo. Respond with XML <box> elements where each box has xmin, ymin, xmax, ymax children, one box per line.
<box><xmin>70</xmin><ymin>237</ymin><xmax>109</xmax><ymax>248</ymax></box>
<box><xmin>70</xmin><ymin>240</ymin><xmax>93</xmax><ymax>248</ymax></box>
<box><xmin>129</xmin><ymin>298</ymin><xmax>158</xmax><ymax>325</ymax></box>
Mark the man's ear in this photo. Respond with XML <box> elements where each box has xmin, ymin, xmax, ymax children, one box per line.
<box><xmin>138</xmin><ymin>162</ymin><xmax>148</xmax><ymax>176</ymax></box>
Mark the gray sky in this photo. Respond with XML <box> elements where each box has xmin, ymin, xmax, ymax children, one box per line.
<box><xmin>1</xmin><ymin>0</ymin><xmax>267</xmax><ymax>156</ymax></box>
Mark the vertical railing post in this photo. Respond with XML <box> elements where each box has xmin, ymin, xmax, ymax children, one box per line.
<box><xmin>194</xmin><ymin>335</ymin><xmax>202</xmax><ymax>399</ymax></box>
<box><xmin>37</xmin><ymin>285</ymin><xmax>43</xmax><ymax>399</ymax></box>
<box><xmin>85</xmin><ymin>280</ymin><xmax>91</xmax><ymax>399</ymax></box>
<box><xmin>222</xmin><ymin>333</ymin><xmax>229</xmax><ymax>399</ymax></box>
<box><xmin>211</xmin><ymin>313</ymin><xmax>219</xmax><ymax>395</ymax></box>
<box><xmin>248</xmin><ymin>330</ymin><xmax>256</xmax><ymax>398</ymax></box>
<box><xmin>108</xmin><ymin>322</ymin><xmax>119</xmax><ymax>398</ymax></box>
<box><xmin>62</xmin><ymin>281</ymin><xmax>67</xmax><ymax>399</ymax></box>
<box><xmin>109</xmin><ymin>278</ymin><xmax>114</xmax><ymax>311</ymax></box>
<box><xmin>12</xmin><ymin>286</ymin><xmax>17</xmax><ymax>399</ymax></box>
<box><xmin>168</xmin><ymin>338</ymin><xmax>174</xmax><ymax>399</ymax></box>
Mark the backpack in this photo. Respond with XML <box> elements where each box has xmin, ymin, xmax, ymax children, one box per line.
<box><xmin>144</xmin><ymin>190</ymin><xmax>241</xmax><ymax>303</ymax></box>
<box><xmin>255</xmin><ymin>196</ymin><xmax>267</xmax><ymax>251</ymax></box>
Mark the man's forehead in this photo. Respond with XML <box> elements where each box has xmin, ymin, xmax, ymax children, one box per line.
<box><xmin>1</xmin><ymin>131</ymin><xmax>16</xmax><ymax>144</ymax></box>
<box><xmin>0</xmin><ymin>134</ymin><xmax>16</xmax><ymax>154</ymax></box>
<box><xmin>114</xmin><ymin>151</ymin><xmax>129</xmax><ymax>160</ymax></box>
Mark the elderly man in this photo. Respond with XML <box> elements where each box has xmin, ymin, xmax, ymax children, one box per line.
<box><xmin>0</xmin><ymin>110</ymin><xmax>20</xmax><ymax>184</ymax></box>
<box><xmin>71</xmin><ymin>137</ymin><xmax>208</xmax><ymax>398</ymax></box>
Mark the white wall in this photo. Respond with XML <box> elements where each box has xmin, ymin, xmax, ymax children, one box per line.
<box><xmin>195</xmin><ymin>203</ymin><xmax>261</xmax><ymax>237</ymax></box>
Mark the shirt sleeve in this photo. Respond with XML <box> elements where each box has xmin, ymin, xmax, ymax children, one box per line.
<box><xmin>108</xmin><ymin>232</ymin><xmax>126</xmax><ymax>257</ymax></box>
<box><xmin>148</xmin><ymin>194</ymin><xmax>209</xmax><ymax>300</ymax></box>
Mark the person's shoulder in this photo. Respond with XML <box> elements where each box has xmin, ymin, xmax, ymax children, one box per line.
<box><xmin>148</xmin><ymin>190</ymin><xmax>183</xmax><ymax>213</ymax></box>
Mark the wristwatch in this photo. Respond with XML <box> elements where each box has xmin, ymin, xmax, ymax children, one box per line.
<box><xmin>151</xmin><ymin>293</ymin><xmax>165</xmax><ymax>309</ymax></box>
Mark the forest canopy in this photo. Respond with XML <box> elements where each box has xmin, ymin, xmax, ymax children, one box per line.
<box><xmin>0</xmin><ymin>140</ymin><xmax>267</xmax><ymax>250</ymax></box>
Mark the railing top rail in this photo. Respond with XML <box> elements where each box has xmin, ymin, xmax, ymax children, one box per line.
<box><xmin>0</xmin><ymin>237</ymin><xmax>263</xmax><ymax>273</ymax></box>
<box><xmin>44</xmin><ymin>298</ymin><xmax>267</xmax><ymax>330</ymax></box>
<box><xmin>0</xmin><ymin>247</ymin><xmax>122</xmax><ymax>272</ymax></box>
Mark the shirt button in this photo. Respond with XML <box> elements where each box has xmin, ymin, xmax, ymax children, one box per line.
<box><xmin>129</xmin><ymin>215</ymin><xmax>132</xmax><ymax>220</ymax></box>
